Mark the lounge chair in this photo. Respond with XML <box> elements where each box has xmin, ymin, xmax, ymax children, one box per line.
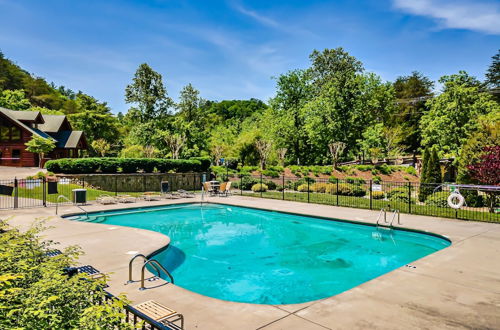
<box><xmin>178</xmin><ymin>189</ymin><xmax>195</xmax><ymax>198</ymax></box>
<box><xmin>133</xmin><ymin>300</ymin><xmax>184</xmax><ymax>329</ymax></box>
<box><xmin>140</xmin><ymin>192</ymin><xmax>161</xmax><ymax>201</ymax></box>
<box><xmin>96</xmin><ymin>194</ymin><xmax>117</xmax><ymax>205</ymax></box>
<box><xmin>116</xmin><ymin>194</ymin><xmax>136</xmax><ymax>203</ymax></box>
<box><xmin>219</xmin><ymin>181</ymin><xmax>232</xmax><ymax>197</ymax></box>
<box><xmin>161</xmin><ymin>181</ymin><xmax>181</xmax><ymax>199</ymax></box>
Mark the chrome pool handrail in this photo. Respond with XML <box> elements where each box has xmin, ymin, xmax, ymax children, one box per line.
<box><xmin>56</xmin><ymin>195</ymin><xmax>88</xmax><ymax>219</ymax></box>
<box><xmin>390</xmin><ymin>209</ymin><xmax>401</xmax><ymax>227</ymax></box>
<box><xmin>140</xmin><ymin>259</ymin><xmax>174</xmax><ymax>290</ymax></box>
<box><xmin>375</xmin><ymin>208</ymin><xmax>387</xmax><ymax>226</ymax></box>
<box><xmin>127</xmin><ymin>254</ymin><xmax>161</xmax><ymax>284</ymax></box>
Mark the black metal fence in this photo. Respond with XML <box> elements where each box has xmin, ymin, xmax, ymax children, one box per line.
<box><xmin>232</xmin><ymin>174</ymin><xmax>500</xmax><ymax>223</ymax></box>
<box><xmin>0</xmin><ymin>173</ymin><xmax>205</xmax><ymax>210</ymax></box>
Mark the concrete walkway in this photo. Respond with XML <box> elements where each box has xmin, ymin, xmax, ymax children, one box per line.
<box><xmin>1</xmin><ymin>196</ymin><xmax>499</xmax><ymax>329</ymax></box>
<box><xmin>0</xmin><ymin>166</ymin><xmax>46</xmax><ymax>179</ymax></box>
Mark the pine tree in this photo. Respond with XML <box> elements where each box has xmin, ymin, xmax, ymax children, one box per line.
<box><xmin>418</xmin><ymin>147</ymin><xmax>432</xmax><ymax>202</ymax></box>
<box><xmin>427</xmin><ymin>147</ymin><xmax>442</xmax><ymax>184</ymax></box>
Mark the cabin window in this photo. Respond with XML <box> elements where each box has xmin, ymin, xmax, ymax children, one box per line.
<box><xmin>11</xmin><ymin>126</ymin><xmax>21</xmax><ymax>141</ymax></box>
<box><xmin>0</xmin><ymin>125</ymin><xmax>9</xmax><ymax>141</ymax></box>
<box><xmin>12</xmin><ymin>149</ymin><xmax>21</xmax><ymax>159</ymax></box>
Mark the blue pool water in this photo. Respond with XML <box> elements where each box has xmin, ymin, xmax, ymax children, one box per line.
<box><xmin>68</xmin><ymin>203</ymin><xmax>450</xmax><ymax>304</ymax></box>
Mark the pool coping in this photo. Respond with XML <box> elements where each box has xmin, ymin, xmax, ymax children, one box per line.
<box><xmin>3</xmin><ymin>196</ymin><xmax>500</xmax><ymax>329</ymax></box>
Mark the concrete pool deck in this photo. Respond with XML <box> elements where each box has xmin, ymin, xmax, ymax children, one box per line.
<box><xmin>1</xmin><ymin>195</ymin><xmax>499</xmax><ymax>329</ymax></box>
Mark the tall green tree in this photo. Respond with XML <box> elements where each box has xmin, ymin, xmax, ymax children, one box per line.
<box><xmin>125</xmin><ymin>63</ymin><xmax>173</xmax><ymax>123</ymax></box>
<box><xmin>420</xmin><ymin>71</ymin><xmax>500</xmax><ymax>157</ymax></box>
<box><xmin>269</xmin><ymin>69</ymin><xmax>312</xmax><ymax>165</ymax></box>
<box><xmin>392</xmin><ymin>71</ymin><xmax>434</xmax><ymax>156</ymax></box>
<box><xmin>485</xmin><ymin>49</ymin><xmax>500</xmax><ymax>102</ymax></box>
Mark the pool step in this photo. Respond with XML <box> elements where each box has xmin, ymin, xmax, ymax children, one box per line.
<box><xmin>81</xmin><ymin>216</ymin><xmax>106</xmax><ymax>223</ymax></box>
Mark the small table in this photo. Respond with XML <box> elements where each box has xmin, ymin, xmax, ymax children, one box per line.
<box><xmin>209</xmin><ymin>180</ymin><xmax>220</xmax><ymax>193</ymax></box>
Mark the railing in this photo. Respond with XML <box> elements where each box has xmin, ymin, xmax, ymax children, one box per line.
<box><xmin>376</xmin><ymin>208</ymin><xmax>388</xmax><ymax>227</ymax></box>
<box><xmin>140</xmin><ymin>259</ymin><xmax>174</xmax><ymax>290</ymax></box>
<box><xmin>232</xmin><ymin>173</ymin><xmax>500</xmax><ymax>223</ymax></box>
<box><xmin>128</xmin><ymin>253</ymin><xmax>162</xmax><ymax>283</ymax></box>
<box><xmin>390</xmin><ymin>209</ymin><xmax>401</xmax><ymax>227</ymax></box>
<box><xmin>0</xmin><ymin>173</ymin><xmax>206</xmax><ymax>210</ymax></box>
<box><xmin>55</xmin><ymin>194</ymin><xmax>89</xmax><ymax>218</ymax></box>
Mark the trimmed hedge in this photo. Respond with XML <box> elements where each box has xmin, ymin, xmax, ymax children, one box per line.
<box><xmin>252</xmin><ymin>183</ymin><xmax>268</xmax><ymax>192</ymax></box>
<box><xmin>45</xmin><ymin>157</ymin><xmax>210</xmax><ymax>174</ymax></box>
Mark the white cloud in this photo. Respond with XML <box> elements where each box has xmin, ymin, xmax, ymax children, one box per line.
<box><xmin>393</xmin><ymin>0</ymin><xmax>500</xmax><ymax>34</ymax></box>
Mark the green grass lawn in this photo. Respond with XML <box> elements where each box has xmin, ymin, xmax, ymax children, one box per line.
<box><xmin>17</xmin><ymin>183</ymin><xmax>144</xmax><ymax>203</ymax></box>
<box><xmin>241</xmin><ymin>190</ymin><xmax>500</xmax><ymax>223</ymax></box>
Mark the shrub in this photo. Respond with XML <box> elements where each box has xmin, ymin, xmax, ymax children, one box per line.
<box><xmin>265</xmin><ymin>180</ymin><xmax>277</xmax><ymax>190</ymax></box>
<box><xmin>190</xmin><ymin>157</ymin><xmax>212</xmax><ymax>171</ymax></box>
<box><xmin>388</xmin><ymin>187</ymin><xmax>409</xmax><ymax>203</ymax></box>
<box><xmin>355</xmin><ymin>165</ymin><xmax>374</xmax><ymax>172</ymax></box>
<box><xmin>345</xmin><ymin>176</ymin><xmax>366</xmax><ymax>184</ymax></box>
<box><xmin>0</xmin><ymin>219</ymin><xmax>130</xmax><ymax>329</ymax></box>
<box><xmin>425</xmin><ymin>191</ymin><xmax>450</xmax><ymax>208</ymax></box>
<box><xmin>461</xmin><ymin>190</ymin><xmax>484</xmax><ymax>207</ymax></box>
<box><xmin>371</xmin><ymin>168</ymin><xmax>380</xmax><ymax>175</ymax></box>
<box><xmin>328</xmin><ymin>176</ymin><xmax>338</xmax><ymax>183</ymax></box>
<box><xmin>297</xmin><ymin>184</ymin><xmax>311</xmax><ymax>192</ymax></box>
<box><xmin>329</xmin><ymin>183</ymin><xmax>366</xmax><ymax>196</ymax></box>
<box><xmin>239</xmin><ymin>176</ymin><xmax>259</xmax><ymax>190</ymax></box>
<box><xmin>276</xmin><ymin>184</ymin><xmax>285</xmax><ymax>191</ymax></box>
<box><xmin>251</xmin><ymin>183</ymin><xmax>268</xmax><ymax>192</ymax></box>
<box><xmin>262</xmin><ymin>169</ymin><xmax>280</xmax><ymax>178</ymax></box>
<box><xmin>375</xmin><ymin>164</ymin><xmax>392</xmax><ymax>175</ymax></box>
<box><xmin>45</xmin><ymin>158</ymin><xmax>205</xmax><ymax>174</ymax></box>
<box><xmin>404</xmin><ymin>166</ymin><xmax>417</xmax><ymax>176</ymax></box>
<box><xmin>292</xmin><ymin>177</ymin><xmax>316</xmax><ymax>190</ymax></box>
<box><xmin>310</xmin><ymin>183</ymin><xmax>331</xmax><ymax>193</ymax></box>
<box><xmin>372</xmin><ymin>175</ymin><xmax>382</xmax><ymax>184</ymax></box>
<box><xmin>372</xmin><ymin>191</ymin><xmax>385</xmax><ymax>199</ymax></box>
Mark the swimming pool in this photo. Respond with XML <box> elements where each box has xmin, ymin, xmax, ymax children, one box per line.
<box><xmin>67</xmin><ymin>203</ymin><xmax>450</xmax><ymax>304</ymax></box>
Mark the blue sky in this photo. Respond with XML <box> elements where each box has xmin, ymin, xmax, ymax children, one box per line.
<box><xmin>0</xmin><ymin>0</ymin><xmax>499</xmax><ymax>113</ymax></box>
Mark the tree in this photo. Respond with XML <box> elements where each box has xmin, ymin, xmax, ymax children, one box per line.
<box><xmin>255</xmin><ymin>139</ymin><xmax>272</xmax><ymax>169</ymax></box>
<box><xmin>392</xmin><ymin>71</ymin><xmax>434</xmax><ymax>156</ymax></box>
<box><xmin>420</xmin><ymin>71</ymin><xmax>500</xmax><ymax>157</ymax></box>
<box><xmin>277</xmin><ymin>148</ymin><xmax>287</xmax><ymax>167</ymax></box>
<box><xmin>328</xmin><ymin>142</ymin><xmax>345</xmax><ymax>169</ymax></box>
<box><xmin>162</xmin><ymin>133</ymin><xmax>185</xmax><ymax>159</ymax></box>
<box><xmin>91</xmin><ymin>138</ymin><xmax>111</xmax><ymax>157</ymax></box>
<box><xmin>25</xmin><ymin>135</ymin><xmax>56</xmax><ymax>168</ymax></box>
<box><xmin>419</xmin><ymin>146</ymin><xmax>441</xmax><ymax>202</ymax></box>
<box><xmin>120</xmin><ymin>145</ymin><xmax>145</xmax><ymax>158</ymax></box>
<box><xmin>485</xmin><ymin>49</ymin><xmax>499</xmax><ymax>88</ymax></box>
<box><xmin>0</xmin><ymin>89</ymin><xmax>31</xmax><ymax>110</ymax></box>
<box><xmin>269</xmin><ymin>70</ymin><xmax>312</xmax><ymax>165</ymax></box>
<box><xmin>125</xmin><ymin>63</ymin><xmax>173</xmax><ymax>123</ymax></box>
<box><xmin>467</xmin><ymin>146</ymin><xmax>500</xmax><ymax>212</ymax></box>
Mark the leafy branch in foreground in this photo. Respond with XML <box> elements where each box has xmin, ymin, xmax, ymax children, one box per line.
<box><xmin>0</xmin><ymin>218</ymin><xmax>134</xmax><ymax>329</ymax></box>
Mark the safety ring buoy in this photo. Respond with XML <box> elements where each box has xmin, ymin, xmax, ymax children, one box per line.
<box><xmin>447</xmin><ymin>192</ymin><xmax>465</xmax><ymax>209</ymax></box>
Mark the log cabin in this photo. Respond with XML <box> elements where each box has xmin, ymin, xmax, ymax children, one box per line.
<box><xmin>0</xmin><ymin>107</ymin><xmax>87</xmax><ymax>167</ymax></box>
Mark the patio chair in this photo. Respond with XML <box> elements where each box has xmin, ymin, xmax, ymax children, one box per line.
<box><xmin>218</xmin><ymin>182</ymin><xmax>227</xmax><ymax>196</ymax></box>
<box><xmin>96</xmin><ymin>194</ymin><xmax>117</xmax><ymax>205</ymax></box>
<box><xmin>140</xmin><ymin>192</ymin><xmax>162</xmax><ymax>201</ymax></box>
<box><xmin>203</xmin><ymin>182</ymin><xmax>216</xmax><ymax>197</ymax></box>
<box><xmin>178</xmin><ymin>189</ymin><xmax>195</xmax><ymax>198</ymax></box>
<box><xmin>133</xmin><ymin>300</ymin><xmax>184</xmax><ymax>329</ymax></box>
<box><xmin>219</xmin><ymin>181</ymin><xmax>232</xmax><ymax>197</ymax></box>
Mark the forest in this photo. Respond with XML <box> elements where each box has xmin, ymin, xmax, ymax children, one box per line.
<box><xmin>0</xmin><ymin>48</ymin><xmax>499</xmax><ymax>184</ymax></box>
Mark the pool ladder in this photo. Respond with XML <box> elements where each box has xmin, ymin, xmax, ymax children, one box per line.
<box><xmin>55</xmin><ymin>195</ymin><xmax>88</xmax><ymax>219</ymax></box>
<box><xmin>128</xmin><ymin>254</ymin><xmax>174</xmax><ymax>290</ymax></box>
<box><xmin>376</xmin><ymin>208</ymin><xmax>401</xmax><ymax>229</ymax></box>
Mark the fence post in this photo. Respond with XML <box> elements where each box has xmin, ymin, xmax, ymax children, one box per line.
<box><xmin>282</xmin><ymin>174</ymin><xmax>285</xmax><ymax>200</ymax></box>
<box><xmin>307</xmin><ymin>179</ymin><xmax>310</xmax><ymax>203</ymax></box>
<box><xmin>43</xmin><ymin>177</ymin><xmax>47</xmax><ymax>207</ymax></box>
<box><xmin>336</xmin><ymin>179</ymin><xmax>339</xmax><ymax>206</ymax></box>
<box><xmin>408</xmin><ymin>182</ymin><xmax>412</xmax><ymax>214</ymax></box>
<box><xmin>260</xmin><ymin>172</ymin><xmax>263</xmax><ymax>198</ymax></box>
<box><xmin>369</xmin><ymin>180</ymin><xmax>373</xmax><ymax>210</ymax></box>
<box><xmin>14</xmin><ymin>178</ymin><xmax>18</xmax><ymax>209</ymax></box>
